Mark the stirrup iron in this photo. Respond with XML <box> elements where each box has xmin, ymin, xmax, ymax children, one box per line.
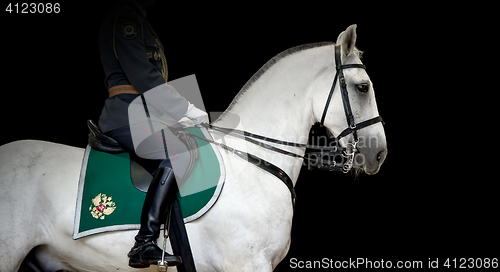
<box><xmin>158</xmin><ymin>201</ymin><xmax>173</xmax><ymax>271</ymax></box>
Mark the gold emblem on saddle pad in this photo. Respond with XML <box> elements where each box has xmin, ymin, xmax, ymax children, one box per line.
<box><xmin>89</xmin><ymin>193</ymin><xmax>116</xmax><ymax>220</ymax></box>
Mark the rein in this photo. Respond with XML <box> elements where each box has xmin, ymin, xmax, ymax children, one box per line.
<box><xmin>178</xmin><ymin>125</ymin><xmax>297</xmax><ymax>207</ymax></box>
<box><xmin>200</xmin><ymin>123</ymin><xmax>346</xmax><ymax>169</ymax></box>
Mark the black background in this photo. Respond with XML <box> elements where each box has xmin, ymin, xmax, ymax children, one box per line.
<box><xmin>3</xmin><ymin>1</ymin><xmax>496</xmax><ymax>270</ymax></box>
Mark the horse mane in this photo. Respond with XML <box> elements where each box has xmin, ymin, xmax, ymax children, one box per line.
<box><xmin>239</xmin><ymin>42</ymin><xmax>334</xmax><ymax>95</ymax></box>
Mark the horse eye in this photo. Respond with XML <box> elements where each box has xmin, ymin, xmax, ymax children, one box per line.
<box><xmin>356</xmin><ymin>84</ymin><xmax>369</xmax><ymax>93</ymax></box>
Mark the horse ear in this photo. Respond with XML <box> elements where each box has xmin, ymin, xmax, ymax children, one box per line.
<box><xmin>336</xmin><ymin>24</ymin><xmax>357</xmax><ymax>56</ymax></box>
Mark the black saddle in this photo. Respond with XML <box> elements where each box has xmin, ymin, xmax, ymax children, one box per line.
<box><xmin>86</xmin><ymin>120</ymin><xmax>199</xmax><ymax>191</ymax></box>
<box><xmin>87</xmin><ymin>120</ymin><xmax>127</xmax><ymax>153</ymax></box>
<box><xmin>87</xmin><ymin>120</ymin><xmax>153</xmax><ymax>192</ymax></box>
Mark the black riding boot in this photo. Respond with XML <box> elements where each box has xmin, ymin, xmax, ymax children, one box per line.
<box><xmin>128</xmin><ymin>167</ymin><xmax>183</xmax><ymax>268</ymax></box>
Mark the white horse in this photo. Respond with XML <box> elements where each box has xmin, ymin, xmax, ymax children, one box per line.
<box><xmin>0</xmin><ymin>24</ymin><xmax>386</xmax><ymax>271</ymax></box>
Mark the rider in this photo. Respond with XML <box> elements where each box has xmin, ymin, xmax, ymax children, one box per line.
<box><xmin>98</xmin><ymin>0</ymin><xmax>208</xmax><ymax>268</ymax></box>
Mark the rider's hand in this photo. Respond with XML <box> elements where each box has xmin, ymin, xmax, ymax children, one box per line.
<box><xmin>184</xmin><ymin>103</ymin><xmax>209</xmax><ymax>125</ymax></box>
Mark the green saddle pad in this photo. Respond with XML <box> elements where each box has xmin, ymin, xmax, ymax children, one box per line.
<box><xmin>73</xmin><ymin>127</ymin><xmax>225</xmax><ymax>239</ymax></box>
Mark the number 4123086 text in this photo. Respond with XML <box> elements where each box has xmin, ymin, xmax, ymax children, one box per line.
<box><xmin>6</xmin><ymin>3</ymin><xmax>60</xmax><ymax>14</ymax></box>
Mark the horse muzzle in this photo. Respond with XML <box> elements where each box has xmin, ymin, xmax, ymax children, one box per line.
<box><xmin>355</xmin><ymin>145</ymin><xmax>387</xmax><ymax>175</ymax></box>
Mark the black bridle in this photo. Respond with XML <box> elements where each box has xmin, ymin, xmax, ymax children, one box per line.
<box><xmin>310</xmin><ymin>45</ymin><xmax>383</xmax><ymax>172</ymax></box>
<box><xmin>320</xmin><ymin>45</ymin><xmax>383</xmax><ymax>142</ymax></box>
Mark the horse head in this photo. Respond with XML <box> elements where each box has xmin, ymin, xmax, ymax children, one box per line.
<box><xmin>312</xmin><ymin>24</ymin><xmax>387</xmax><ymax>174</ymax></box>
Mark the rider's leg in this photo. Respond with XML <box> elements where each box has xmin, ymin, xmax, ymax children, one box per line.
<box><xmin>106</xmin><ymin>126</ymin><xmax>188</xmax><ymax>268</ymax></box>
<box><xmin>128</xmin><ymin>165</ymin><xmax>182</xmax><ymax>268</ymax></box>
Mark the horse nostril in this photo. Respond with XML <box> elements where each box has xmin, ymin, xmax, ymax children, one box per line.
<box><xmin>377</xmin><ymin>151</ymin><xmax>383</xmax><ymax>161</ymax></box>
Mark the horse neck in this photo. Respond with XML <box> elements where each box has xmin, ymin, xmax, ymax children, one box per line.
<box><xmin>213</xmin><ymin>44</ymin><xmax>334</xmax><ymax>181</ymax></box>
